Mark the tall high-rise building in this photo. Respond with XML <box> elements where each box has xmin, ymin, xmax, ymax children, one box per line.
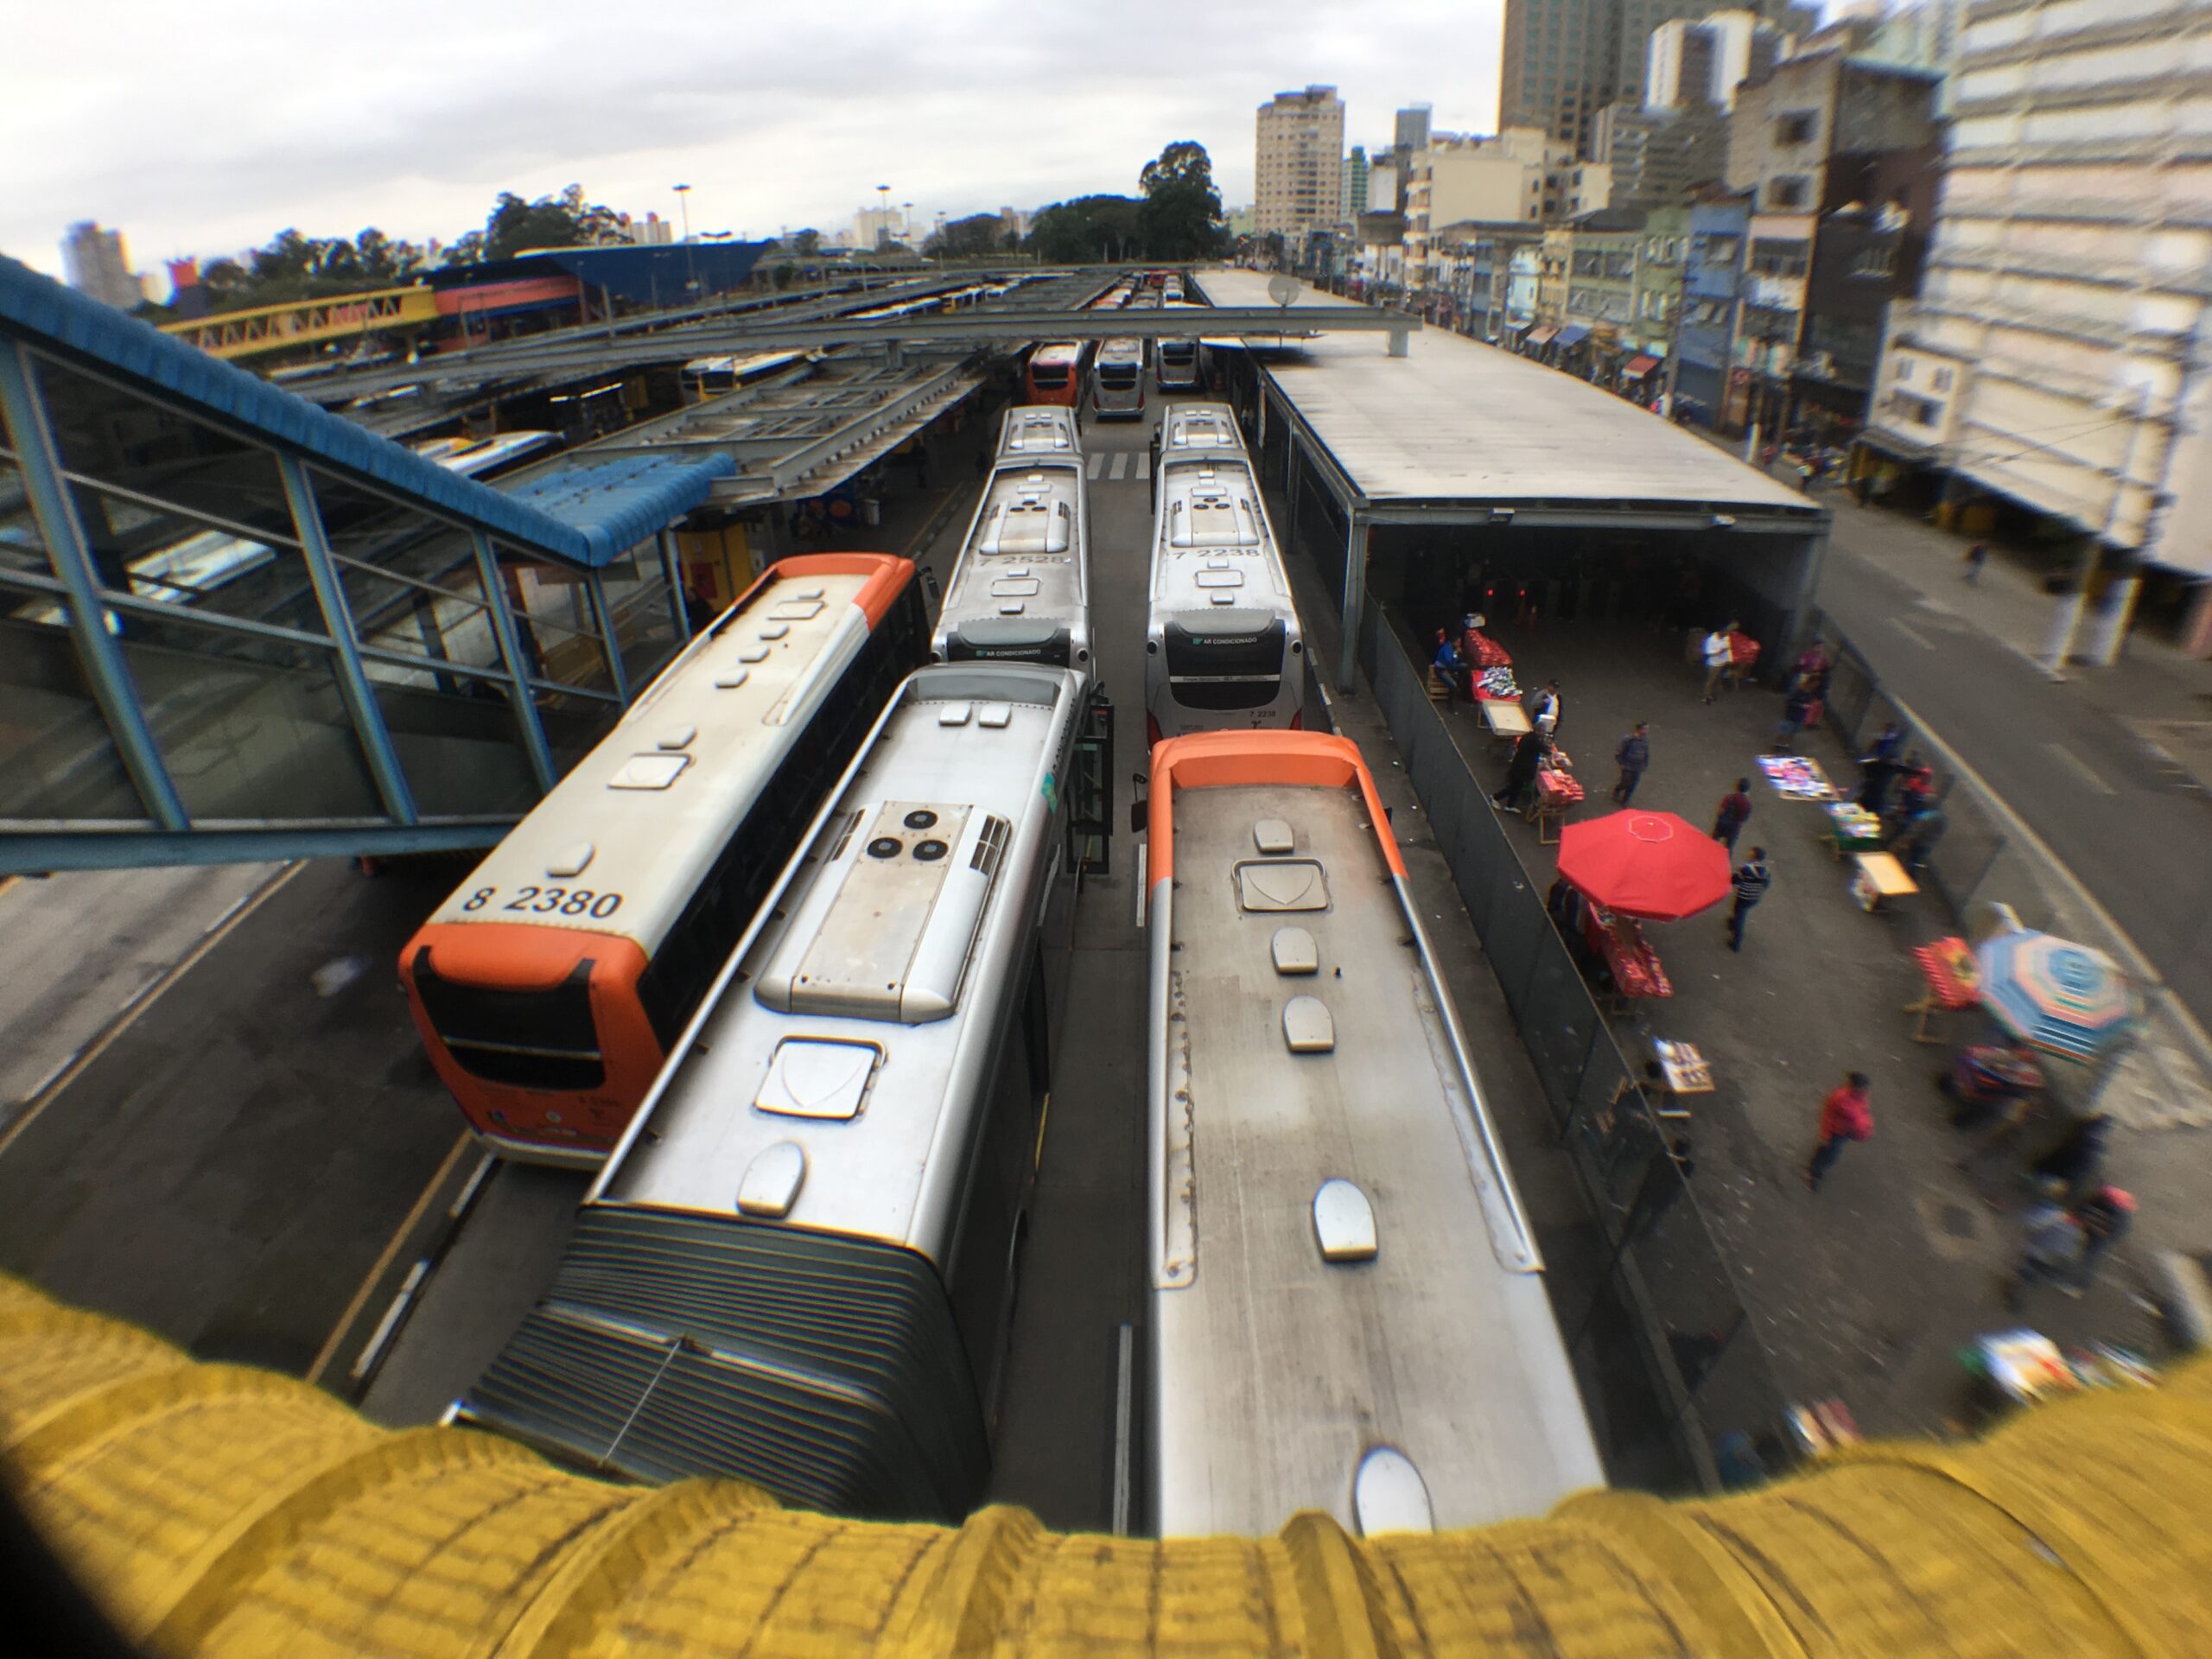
<box><xmin>60</xmin><ymin>221</ymin><xmax>141</xmax><ymax>310</ymax></box>
<box><xmin>1500</xmin><ymin>0</ymin><xmax>1792</xmax><ymax>156</ymax></box>
<box><xmin>1395</xmin><ymin>105</ymin><xmax>1433</xmax><ymax>152</ymax></box>
<box><xmin>1255</xmin><ymin>86</ymin><xmax>1346</xmax><ymax>238</ymax></box>
<box><xmin>1645</xmin><ymin>10</ymin><xmax>1789</xmax><ymax>111</ymax></box>
<box><xmin>1343</xmin><ymin>145</ymin><xmax>1370</xmax><ymax>223</ymax></box>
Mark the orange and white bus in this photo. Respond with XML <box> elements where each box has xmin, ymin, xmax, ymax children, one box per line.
<box><xmin>1141</xmin><ymin>728</ymin><xmax>1599</xmax><ymax>1536</ymax></box>
<box><xmin>1024</xmin><ymin>341</ymin><xmax>1087</xmax><ymax>408</ymax></box>
<box><xmin>399</xmin><ymin>554</ymin><xmax>927</xmax><ymax>1166</ymax></box>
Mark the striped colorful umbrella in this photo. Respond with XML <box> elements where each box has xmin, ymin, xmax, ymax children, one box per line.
<box><xmin>1974</xmin><ymin>930</ymin><xmax>2138</xmax><ymax>1060</ymax></box>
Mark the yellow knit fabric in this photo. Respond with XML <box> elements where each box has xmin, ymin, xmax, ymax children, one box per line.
<box><xmin>3</xmin><ymin>1279</ymin><xmax>2209</xmax><ymax>1657</ymax></box>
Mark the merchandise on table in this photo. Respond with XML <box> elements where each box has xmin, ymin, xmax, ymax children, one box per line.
<box><xmin>1536</xmin><ymin>767</ymin><xmax>1584</xmax><ymax>804</ymax></box>
<box><xmin>1971</xmin><ymin>1330</ymin><xmax>2075</xmax><ymax>1403</ymax></box>
<box><xmin>1476</xmin><ymin>666</ymin><xmax>1520</xmax><ymax>701</ymax></box>
<box><xmin>1758</xmin><ymin>754</ymin><xmax>1838</xmax><ymax>800</ymax></box>
<box><xmin>1825</xmin><ymin>802</ymin><xmax>1884</xmax><ymax>846</ymax></box>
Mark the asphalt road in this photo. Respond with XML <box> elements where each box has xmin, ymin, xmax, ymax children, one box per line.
<box><xmin>1815</xmin><ymin>534</ymin><xmax>2212</xmax><ymax>1032</ymax></box>
<box><xmin>0</xmin><ymin>855</ymin><xmax>474</xmax><ymax>1372</ymax></box>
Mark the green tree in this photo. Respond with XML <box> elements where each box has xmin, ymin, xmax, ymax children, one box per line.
<box><xmin>790</xmin><ymin>227</ymin><xmax>823</xmax><ymax>257</ymax></box>
<box><xmin>1139</xmin><ymin>141</ymin><xmax>1226</xmax><ymax>260</ymax></box>
<box><xmin>480</xmin><ymin>185</ymin><xmax>622</xmax><ymax>262</ymax></box>
<box><xmin>772</xmin><ymin>262</ymin><xmax>797</xmax><ymax>289</ymax></box>
<box><xmin>925</xmin><ymin>213</ymin><xmax>1009</xmax><ymax>261</ymax></box>
<box><xmin>1026</xmin><ymin>195</ymin><xmax>1143</xmax><ymax>263</ymax></box>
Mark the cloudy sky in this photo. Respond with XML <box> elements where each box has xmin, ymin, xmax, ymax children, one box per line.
<box><xmin>4</xmin><ymin>0</ymin><xmax>1509</xmax><ymax>279</ymax></box>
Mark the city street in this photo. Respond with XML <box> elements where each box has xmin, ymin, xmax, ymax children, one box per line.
<box><xmin>1813</xmin><ymin>494</ymin><xmax>2212</xmax><ymax>1037</ymax></box>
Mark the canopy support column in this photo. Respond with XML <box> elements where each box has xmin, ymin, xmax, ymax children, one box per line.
<box><xmin>1338</xmin><ymin>512</ymin><xmax>1369</xmax><ymax>693</ymax></box>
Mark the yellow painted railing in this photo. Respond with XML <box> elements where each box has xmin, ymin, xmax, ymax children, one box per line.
<box><xmin>160</xmin><ymin>287</ymin><xmax>439</xmax><ymax>359</ymax></box>
<box><xmin>3</xmin><ymin>1273</ymin><xmax>2209</xmax><ymax>1656</ymax></box>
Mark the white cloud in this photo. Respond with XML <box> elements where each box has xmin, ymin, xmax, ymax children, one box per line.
<box><xmin>3</xmin><ymin>0</ymin><xmax>1501</xmax><ymax>276</ymax></box>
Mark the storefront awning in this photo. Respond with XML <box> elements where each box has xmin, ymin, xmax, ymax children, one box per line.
<box><xmin>1523</xmin><ymin>325</ymin><xmax>1559</xmax><ymax>346</ymax></box>
<box><xmin>1554</xmin><ymin>324</ymin><xmax>1592</xmax><ymax>350</ymax></box>
<box><xmin>1624</xmin><ymin>354</ymin><xmax>1662</xmax><ymax>377</ymax></box>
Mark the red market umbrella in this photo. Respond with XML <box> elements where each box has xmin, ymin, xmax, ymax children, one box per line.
<box><xmin>1558</xmin><ymin>810</ymin><xmax>1732</xmax><ymax>921</ymax></box>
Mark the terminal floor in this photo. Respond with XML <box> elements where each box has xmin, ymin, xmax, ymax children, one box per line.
<box><xmin>1407</xmin><ymin>611</ymin><xmax>2164</xmax><ymax>1440</ymax></box>
<box><xmin>0</xmin><ymin>855</ymin><xmax>475</xmax><ymax>1374</ymax></box>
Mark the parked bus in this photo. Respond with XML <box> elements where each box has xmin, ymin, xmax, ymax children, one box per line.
<box><xmin>933</xmin><ymin>448</ymin><xmax>1091</xmax><ymax>676</ymax></box>
<box><xmin>399</xmin><ymin>554</ymin><xmax>926</xmax><ymax>1166</ymax></box>
<box><xmin>1023</xmin><ymin>342</ymin><xmax>1086</xmax><ymax>407</ymax></box>
<box><xmin>1154</xmin><ymin>335</ymin><xmax>1202</xmax><ymax>394</ymax></box>
<box><xmin>1143</xmin><ymin>405</ymin><xmax>1305</xmax><ymax>744</ymax></box>
<box><xmin>995</xmin><ymin>403</ymin><xmax>1082</xmax><ymax>465</ymax></box>
<box><xmin>1141</xmin><ymin>728</ymin><xmax>1604</xmax><ymax>1535</ymax></box>
<box><xmin>1090</xmin><ymin>337</ymin><xmax>1147</xmax><ymax>421</ymax></box>
<box><xmin>457</xmin><ymin>662</ymin><xmax>1086</xmax><ymax>1520</ymax></box>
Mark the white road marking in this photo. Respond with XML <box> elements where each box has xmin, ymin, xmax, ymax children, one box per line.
<box><xmin>2044</xmin><ymin>741</ymin><xmax>2116</xmax><ymax>797</ymax></box>
<box><xmin>1891</xmin><ymin>618</ymin><xmax>1937</xmax><ymax>651</ymax></box>
<box><xmin>1134</xmin><ymin>842</ymin><xmax>1147</xmax><ymax>929</ymax></box>
<box><xmin>1135</xmin><ymin>454</ymin><xmax>1151</xmax><ymax>480</ymax></box>
<box><xmin>1087</xmin><ymin>452</ymin><xmax>1106</xmax><ymax>480</ymax></box>
<box><xmin>1110</xmin><ymin>451</ymin><xmax>1129</xmax><ymax>481</ymax></box>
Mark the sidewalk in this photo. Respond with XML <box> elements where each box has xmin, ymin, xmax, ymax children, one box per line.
<box><xmin>1413</xmin><ymin>614</ymin><xmax>2174</xmax><ymax>1439</ymax></box>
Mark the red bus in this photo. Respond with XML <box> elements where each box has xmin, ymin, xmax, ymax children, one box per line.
<box><xmin>1025</xmin><ymin>341</ymin><xmax>1087</xmax><ymax>407</ymax></box>
<box><xmin>399</xmin><ymin>554</ymin><xmax>925</xmax><ymax>1166</ymax></box>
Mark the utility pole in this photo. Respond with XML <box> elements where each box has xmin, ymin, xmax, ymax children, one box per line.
<box><xmin>673</xmin><ymin>183</ymin><xmax>696</xmax><ymax>307</ymax></box>
<box><xmin>2045</xmin><ymin>384</ymin><xmax>2152</xmax><ymax>677</ymax></box>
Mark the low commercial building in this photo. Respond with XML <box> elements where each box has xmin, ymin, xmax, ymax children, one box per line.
<box><xmin>1673</xmin><ymin>192</ymin><xmax>1753</xmax><ymax>429</ymax></box>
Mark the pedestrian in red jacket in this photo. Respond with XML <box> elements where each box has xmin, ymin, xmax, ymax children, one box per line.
<box><xmin>1808</xmin><ymin>1072</ymin><xmax>1873</xmax><ymax>1192</ymax></box>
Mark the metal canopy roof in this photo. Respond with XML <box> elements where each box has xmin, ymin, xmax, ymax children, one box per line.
<box><xmin>1195</xmin><ymin>269</ymin><xmax>1821</xmax><ymax>525</ymax></box>
<box><xmin>500</xmin><ymin>453</ymin><xmax>738</xmax><ymax>564</ymax></box>
<box><xmin>0</xmin><ymin>254</ymin><xmax>594</xmax><ymax>564</ymax></box>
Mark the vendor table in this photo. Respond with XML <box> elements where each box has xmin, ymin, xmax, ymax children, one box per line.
<box><xmin>1905</xmin><ymin>935</ymin><xmax>1980</xmax><ymax>1042</ymax></box>
<box><xmin>1529</xmin><ymin>764</ymin><xmax>1583</xmax><ymax>843</ymax></box>
<box><xmin>1823</xmin><ymin>802</ymin><xmax>1885</xmax><ymax>859</ymax></box>
<box><xmin>1852</xmin><ymin>850</ymin><xmax>1919</xmax><ymax>913</ymax></box>
<box><xmin>1481</xmin><ymin>698</ymin><xmax>1532</xmax><ymax>755</ymax></box>
<box><xmin>1583</xmin><ymin>903</ymin><xmax>1673</xmax><ymax>1008</ymax></box>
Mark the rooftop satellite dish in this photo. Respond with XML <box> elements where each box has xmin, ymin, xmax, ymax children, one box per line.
<box><xmin>1268</xmin><ymin>273</ymin><xmax>1303</xmax><ymax>308</ymax></box>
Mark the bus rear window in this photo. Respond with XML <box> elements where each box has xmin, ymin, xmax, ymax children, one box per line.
<box><xmin>411</xmin><ymin>948</ymin><xmax>605</xmax><ymax>1090</ymax></box>
<box><xmin>1099</xmin><ymin>367</ymin><xmax>1139</xmax><ymax>387</ymax></box>
<box><xmin>1031</xmin><ymin>369</ymin><xmax>1069</xmax><ymax>388</ymax></box>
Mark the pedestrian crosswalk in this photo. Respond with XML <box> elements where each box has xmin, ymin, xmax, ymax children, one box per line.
<box><xmin>1086</xmin><ymin>451</ymin><xmax>1149</xmax><ymax>481</ymax></box>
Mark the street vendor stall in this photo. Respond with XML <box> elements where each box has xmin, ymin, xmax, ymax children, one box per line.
<box><xmin>1904</xmin><ymin>936</ymin><xmax>1981</xmax><ymax>1042</ymax></box>
<box><xmin>1557</xmin><ymin>811</ymin><xmax>1728</xmax><ymax>1012</ymax></box>
<box><xmin>1824</xmin><ymin>802</ymin><xmax>1885</xmax><ymax>858</ymax></box>
<box><xmin>1529</xmin><ymin>747</ymin><xmax>1583</xmax><ymax>842</ymax></box>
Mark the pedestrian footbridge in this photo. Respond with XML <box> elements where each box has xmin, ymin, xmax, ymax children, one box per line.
<box><xmin>0</xmin><ymin>256</ymin><xmax>729</xmax><ymax>873</ymax></box>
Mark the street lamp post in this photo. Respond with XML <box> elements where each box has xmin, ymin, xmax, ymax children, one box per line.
<box><xmin>673</xmin><ymin>183</ymin><xmax>696</xmax><ymax>307</ymax></box>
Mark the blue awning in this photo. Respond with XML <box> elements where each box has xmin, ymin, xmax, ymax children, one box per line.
<box><xmin>1553</xmin><ymin>324</ymin><xmax>1592</xmax><ymax>350</ymax></box>
<box><xmin>501</xmin><ymin>454</ymin><xmax>737</xmax><ymax>566</ymax></box>
<box><xmin>0</xmin><ymin>255</ymin><xmax>593</xmax><ymax>566</ymax></box>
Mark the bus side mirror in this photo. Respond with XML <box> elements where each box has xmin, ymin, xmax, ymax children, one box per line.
<box><xmin>918</xmin><ymin>568</ymin><xmax>942</xmax><ymax>610</ymax></box>
<box><xmin>1129</xmin><ymin>800</ymin><xmax>1147</xmax><ymax>835</ymax></box>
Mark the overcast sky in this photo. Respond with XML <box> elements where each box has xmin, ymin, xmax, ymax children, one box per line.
<box><xmin>3</xmin><ymin>0</ymin><xmax>1510</xmax><ymax>279</ymax></box>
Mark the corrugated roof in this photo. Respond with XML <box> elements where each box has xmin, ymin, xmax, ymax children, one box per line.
<box><xmin>4</xmin><ymin>1274</ymin><xmax>2211</xmax><ymax>1658</ymax></box>
<box><xmin>500</xmin><ymin>452</ymin><xmax>737</xmax><ymax>565</ymax></box>
<box><xmin>1195</xmin><ymin>268</ymin><xmax>1822</xmax><ymax>520</ymax></box>
<box><xmin>0</xmin><ymin>255</ymin><xmax>594</xmax><ymax>564</ymax></box>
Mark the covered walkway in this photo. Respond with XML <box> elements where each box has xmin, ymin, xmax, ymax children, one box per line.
<box><xmin>0</xmin><ymin>257</ymin><xmax>728</xmax><ymax>872</ymax></box>
<box><xmin>1192</xmin><ymin>269</ymin><xmax>1828</xmax><ymax>688</ymax></box>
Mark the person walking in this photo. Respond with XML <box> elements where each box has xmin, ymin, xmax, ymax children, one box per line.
<box><xmin>2069</xmin><ymin>1185</ymin><xmax>2135</xmax><ymax>1294</ymax></box>
<box><xmin>2004</xmin><ymin>1199</ymin><xmax>2086</xmax><ymax>1310</ymax></box>
<box><xmin>1807</xmin><ymin>1071</ymin><xmax>1873</xmax><ymax>1192</ymax></box>
<box><xmin>1701</xmin><ymin>625</ymin><xmax>1733</xmax><ymax>703</ymax></box>
<box><xmin>1495</xmin><ymin>729</ymin><xmax>1548</xmax><ymax>812</ymax></box>
<box><xmin>1726</xmin><ymin>846</ymin><xmax>1771</xmax><ymax>951</ymax></box>
<box><xmin>1611</xmin><ymin>722</ymin><xmax>1650</xmax><ymax>806</ymax></box>
<box><xmin>1530</xmin><ymin>679</ymin><xmax>1562</xmax><ymax>736</ymax></box>
<box><xmin>1771</xmin><ymin>681</ymin><xmax>1814</xmax><ymax>753</ymax></box>
<box><xmin>1713</xmin><ymin>779</ymin><xmax>1753</xmax><ymax>853</ymax></box>
<box><xmin>2030</xmin><ymin>1113</ymin><xmax>2113</xmax><ymax>1204</ymax></box>
<box><xmin>1856</xmin><ymin>721</ymin><xmax>1906</xmax><ymax>810</ymax></box>
<box><xmin>1964</xmin><ymin>542</ymin><xmax>1990</xmax><ymax>583</ymax></box>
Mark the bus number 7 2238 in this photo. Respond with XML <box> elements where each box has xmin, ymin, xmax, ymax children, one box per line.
<box><xmin>458</xmin><ymin>886</ymin><xmax>626</xmax><ymax>919</ymax></box>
